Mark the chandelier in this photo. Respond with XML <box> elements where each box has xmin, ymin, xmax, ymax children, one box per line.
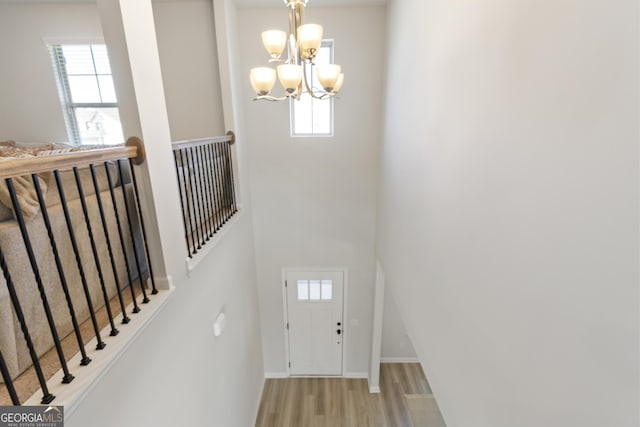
<box><xmin>249</xmin><ymin>0</ymin><xmax>344</xmax><ymax>101</ymax></box>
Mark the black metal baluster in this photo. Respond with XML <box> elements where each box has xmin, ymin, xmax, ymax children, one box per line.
<box><xmin>215</xmin><ymin>143</ymin><xmax>228</xmax><ymax>225</ymax></box>
<box><xmin>90</xmin><ymin>165</ymin><xmax>129</xmax><ymax>324</ymax></box>
<box><xmin>207</xmin><ymin>144</ymin><xmax>221</xmax><ymax>234</ymax></box>
<box><xmin>204</xmin><ymin>142</ymin><xmax>218</xmax><ymax>235</ymax></box>
<box><xmin>128</xmin><ymin>159</ymin><xmax>157</xmax><ymax>295</ymax></box>
<box><xmin>73</xmin><ymin>167</ymin><xmax>119</xmax><ymax>337</ymax></box>
<box><xmin>196</xmin><ymin>145</ymin><xmax>214</xmax><ymax>239</ymax></box>
<box><xmin>0</xmin><ymin>348</ymin><xmax>19</xmax><ymax>405</ymax></box>
<box><xmin>179</xmin><ymin>149</ymin><xmax>197</xmax><ymax>255</ymax></box>
<box><xmin>105</xmin><ymin>162</ymin><xmax>140</xmax><ymax>314</ymax></box>
<box><xmin>190</xmin><ymin>147</ymin><xmax>207</xmax><ymax>248</ymax></box>
<box><xmin>5</xmin><ymin>178</ymin><xmax>74</xmax><ymax>384</ymax></box>
<box><xmin>202</xmin><ymin>143</ymin><xmax>215</xmax><ymax>233</ymax></box>
<box><xmin>174</xmin><ymin>151</ymin><xmax>193</xmax><ymax>257</ymax></box>
<box><xmin>32</xmin><ymin>175</ymin><xmax>91</xmax><ymax>366</ymax></box>
<box><xmin>225</xmin><ymin>141</ymin><xmax>238</xmax><ymax>214</ymax></box>
<box><xmin>209</xmin><ymin>142</ymin><xmax>223</xmax><ymax>231</ymax></box>
<box><xmin>196</xmin><ymin>145</ymin><xmax>211</xmax><ymax>239</ymax></box>
<box><xmin>185</xmin><ymin>149</ymin><xmax>202</xmax><ymax>251</ymax></box>
<box><xmin>192</xmin><ymin>146</ymin><xmax>208</xmax><ymax>241</ymax></box>
<box><xmin>220</xmin><ymin>141</ymin><xmax>232</xmax><ymax>221</ymax></box>
<box><xmin>54</xmin><ymin>171</ymin><xmax>106</xmax><ymax>350</ymax></box>
<box><xmin>117</xmin><ymin>160</ymin><xmax>149</xmax><ymax>304</ymax></box>
<box><xmin>194</xmin><ymin>146</ymin><xmax>209</xmax><ymax>241</ymax></box>
<box><xmin>0</xmin><ymin>246</ymin><xmax>54</xmax><ymax>404</ymax></box>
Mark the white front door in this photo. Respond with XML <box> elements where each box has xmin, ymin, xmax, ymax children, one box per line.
<box><xmin>285</xmin><ymin>270</ymin><xmax>344</xmax><ymax>376</ymax></box>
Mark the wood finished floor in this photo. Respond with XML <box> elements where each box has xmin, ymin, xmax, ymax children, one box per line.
<box><xmin>255</xmin><ymin>363</ymin><xmax>444</xmax><ymax>427</ymax></box>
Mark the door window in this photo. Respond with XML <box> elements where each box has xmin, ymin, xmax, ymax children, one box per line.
<box><xmin>296</xmin><ymin>279</ymin><xmax>333</xmax><ymax>301</ymax></box>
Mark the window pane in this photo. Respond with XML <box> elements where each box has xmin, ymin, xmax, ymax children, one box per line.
<box><xmin>52</xmin><ymin>44</ymin><xmax>123</xmax><ymax>145</ymax></box>
<box><xmin>293</xmin><ymin>94</ymin><xmax>312</xmax><ymax>135</ymax></box>
<box><xmin>68</xmin><ymin>76</ymin><xmax>101</xmax><ymax>103</ymax></box>
<box><xmin>312</xmin><ymin>97</ymin><xmax>330</xmax><ymax>134</ymax></box>
<box><xmin>62</xmin><ymin>45</ymin><xmax>96</xmax><ymax>74</ymax></box>
<box><xmin>98</xmin><ymin>75</ymin><xmax>117</xmax><ymax>103</ymax></box>
<box><xmin>309</xmin><ymin>280</ymin><xmax>321</xmax><ymax>300</ymax></box>
<box><xmin>91</xmin><ymin>45</ymin><xmax>112</xmax><ymax>74</ymax></box>
<box><xmin>321</xmin><ymin>280</ymin><xmax>332</xmax><ymax>300</ymax></box>
<box><xmin>74</xmin><ymin>107</ymin><xmax>124</xmax><ymax>145</ymax></box>
<box><xmin>290</xmin><ymin>41</ymin><xmax>333</xmax><ymax>137</ymax></box>
<box><xmin>297</xmin><ymin>280</ymin><xmax>309</xmax><ymax>300</ymax></box>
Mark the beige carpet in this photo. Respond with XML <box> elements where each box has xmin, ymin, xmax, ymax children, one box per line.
<box><xmin>0</xmin><ymin>282</ymin><xmax>145</xmax><ymax>405</ymax></box>
<box><xmin>405</xmin><ymin>394</ymin><xmax>446</xmax><ymax>427</ymax></box>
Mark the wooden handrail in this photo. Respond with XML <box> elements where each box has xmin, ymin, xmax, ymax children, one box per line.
<box><xmin>172</xmin><ymin>131</ymin><xmax>235</xmax><ymax>151</ymax></box>
<box><xmin>0</xmin><ymin>138</ymin><xmax>144</xmax><ymax>180</ymax></box>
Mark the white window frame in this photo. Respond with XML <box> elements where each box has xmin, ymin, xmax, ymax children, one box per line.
<box><xmin>289</xmin><ymin>40</ymin><xmax>335</xmax><ymax>138</ymax></box>
<box><xmin>49</xmin><ymin>43</ymin><xmax>121</xmax><ymax>146</ymax></box>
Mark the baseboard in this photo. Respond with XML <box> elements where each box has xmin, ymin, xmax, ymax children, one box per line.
<box><xmin>343</xmin><ymin>372</ymin><xmax>368</xmax><ymax>379</ymax></box>
<box><xmin>264</xmin><ymin>372</ymin><xmax>289</xmax><ymax>379</ymax></box>
<box><xmin>380</xmin><ymin>357</ymin><xmax>419</xmax><ymax>363</ymax></box>
<box><xmin>369</xmin><ymin>386</ymin><xmax>380</xmax><ymax>393</ymax></box>
<box><xmin>265</xmin><ymin>371</ymin><xmax>370</xmax><ymax>379</ymax></box>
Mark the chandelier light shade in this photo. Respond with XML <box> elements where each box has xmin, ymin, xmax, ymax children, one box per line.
<box><xmin>297</xmin><ymin>24</ymin><xmax>323</xmax><ymax>60</ymax></box>
<box><xmin>261</xmin><ymin>30</ymin><xmax>288</xmax><ymax>59</ymax></box>
<box><xmin>317</xmin><ymin>64</ymin><xmax>341</xmax><ymax>92</ymax></box>
<box><xmin>277</xmin><ymin>64</ymin><xmax>303</xmax><ymax>93</ymax></box>
<box><xmin>333</xmin><ymin>73</ymin><xmax>345</xmax><ymax>93</ymax></box>
<box><xmin>250</xmin><ymin>67</ymin><xmax>277</xmax><ymax>96</ymax></box>
<box><xmin>249</xmin><ymin>0</ymin><xmax>344</xmax><ymax>102</ymax></box>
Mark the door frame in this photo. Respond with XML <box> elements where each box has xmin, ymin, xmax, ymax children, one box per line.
<box><xmin>281</xmin><ymin>267</ymin><xmax>348</xmax><ymax>377</ymax></box>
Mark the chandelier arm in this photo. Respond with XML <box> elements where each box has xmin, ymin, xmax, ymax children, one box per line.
<box><xmin>317</xmin><ymin>91</ymin><xmax>336</xmax><ymax>100</ymax></box>
<box><xmin>253</xmin><ymin>94</ymin><xmax>290</xmax><ymax>102</ymax></box>
<box><xmin>288</xmin><ymin>0</ymin><xmax>303</xmax><ymax>66</ymax></box>
<box><xmin>301</xmin><ymin>62</ymin><xmax>329</xmax><ymax>100</ymax></box>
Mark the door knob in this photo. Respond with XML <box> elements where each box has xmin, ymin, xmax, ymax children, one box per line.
<box><xmin>337</xmin><ymin>322</ymin><xmax>341</xmax><ymax>326</ymax></box>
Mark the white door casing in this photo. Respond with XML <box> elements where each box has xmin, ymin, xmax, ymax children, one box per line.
<box><xmin>285</xmin><ymin>270</ymin><xmax>344</xmax><ymax>376</ymax></box>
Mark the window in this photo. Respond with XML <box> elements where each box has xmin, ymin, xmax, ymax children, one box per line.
<box><xmin>296</xmin><ymin>279</ymin><xmax>333</xmax><ymax>301</ymax></box>
<box><xmin>290</xmin><ymin>40</ymin><xmax>334</xmax><ymax>137</ymax></box>
<box><xmin>50</xmin><ymin>44</ymin><xmax>124</xmax><ymax>146</ymax></box>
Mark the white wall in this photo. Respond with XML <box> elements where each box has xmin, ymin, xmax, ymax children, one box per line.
<box><xmin>378</xmin><ymin>1</ymin><xmax>639</xmax><ymax>426</ymax></box>
<box><xmin>237</xmin><ymin>6</ymin><xmax>386</xmax><ymax>375</ymax></box>
<box><xmin>381</xmin><ymin>284</ymin><xmax>417</xmax><ymax>361</ymax></box>
<box><xmin>67</xmin><ymin>215</ymin><xmax>264</xmax><ymax>427</ymax></box>
<box><xmin>0</xmin><ymin>0</ymin><xmax>225</xmax><ymax>143</ymax></box>
<box><xmin>0</xmin><ymin>3</ymin><xmax>102</xmax><ymax>143</ymax></box>
<box><xmin>153</xmin><ymin>0</ymin><xmax>225</xmax><ymax>140</ymax></box>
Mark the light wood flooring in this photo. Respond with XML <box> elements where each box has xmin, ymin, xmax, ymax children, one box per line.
<box><xmin>255</xmin><ymin>363</ymin><xmax>446</xmax><ymax>427</ymax></box>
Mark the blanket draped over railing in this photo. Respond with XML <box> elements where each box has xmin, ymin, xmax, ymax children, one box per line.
<box><xmin>0</xmin><ymin>173</ymin><xmax>51</xmax><ymax>218</ymax></box>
